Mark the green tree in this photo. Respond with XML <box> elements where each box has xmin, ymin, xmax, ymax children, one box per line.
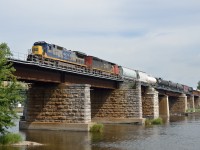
<box><xmin>0</xmin><ymin>43</ymin><xmax>23</xmax><ymax>134</ymax></box>
<box><xmin>197</xmin><ymin>81</ymin><xmax>200</xmax><ymax>90</ymax></box>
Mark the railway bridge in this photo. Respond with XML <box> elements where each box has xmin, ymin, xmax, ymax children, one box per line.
<box><xmin>8</xmin><ymin>56</ymin><xmax>200</xmax><ymax>131</ymax></box>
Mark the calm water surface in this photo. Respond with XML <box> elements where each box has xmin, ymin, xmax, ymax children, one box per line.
<box><xmin>3</xmin><ymin>114</ymin><xmax>200</xmax><ymax>150</ymax></box>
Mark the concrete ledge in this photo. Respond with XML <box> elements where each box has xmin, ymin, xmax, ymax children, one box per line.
<box><xmin>19</xmin><ymin>121</ymin><xmax>94</xmax><ymax>131</ymax></box>
<box><xmin>92</xmin><ymin>118</ymin><xmax>145</xmax><ymax>125</ymax></box>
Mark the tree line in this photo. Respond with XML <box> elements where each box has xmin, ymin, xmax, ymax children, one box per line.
<box><xmin>0</xmin><ymin>43</ymin><xmax>24</xmax><ymax>135</ymax></box>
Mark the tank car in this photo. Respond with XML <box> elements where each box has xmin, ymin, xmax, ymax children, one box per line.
<box><xmin>169</xmin><ymin>81</ymin><xmax>178</xmax><ymax>90</ymax></box>
<box><xmin>137</xmin><ymin>71</ymin><xmax>157</xmax><ymax>85</ymax></box>
<box><xmin>176</xmin><ymin>83</ymin><xmax>184</xmax><ymax>91</ymax></box>
<box><xmin>156</xmin><ymin>78</ymin><xmax>170</xmax><ymax>88</ymax></box>
<box><xmin>119</xmin><ymin>66</ymin><xmax>137</xmax><ymax>80</ymax></box>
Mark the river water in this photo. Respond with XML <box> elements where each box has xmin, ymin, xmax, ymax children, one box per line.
<box><xmin>4</xmin><ymin>114</ymin><xmax>200</xmax><ymax>150</ymax></box>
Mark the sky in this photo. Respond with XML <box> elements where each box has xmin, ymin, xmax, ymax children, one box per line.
<box><xmin>1</xmin><ymin>0</ymin><xmax>200</xmax><ymax>88</ymax></box>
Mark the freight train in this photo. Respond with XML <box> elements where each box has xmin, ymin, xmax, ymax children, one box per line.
<box><xmin>156</xmin><ymin>78</ymin><xmax>193</xmax><ymax>94</ymax></box>
<box><xmin>27</xmin><ymin>41</ymin><xmax>193</xmax><ymax>94</ymax></box>
<box><xmin>27</xmin><ymin>41</ymin><xmax>119</xmax><ymax>77</ymax></box>
<box><xmin>119</xmin><ymin>66</ymin><xmax>193</xmax><ymax>94</ymax></box>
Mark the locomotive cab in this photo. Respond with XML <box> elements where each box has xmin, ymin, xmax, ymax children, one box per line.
<box><xmin>31</xmin><ymin>41</ymin><xmax>48</xmax><ymax>56</ymax></box>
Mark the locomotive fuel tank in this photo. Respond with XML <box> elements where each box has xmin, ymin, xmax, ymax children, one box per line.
<box><xmin>119</xmin><ymin>67</ymin><xmax>137</xmax><ymax>79</ymax></box>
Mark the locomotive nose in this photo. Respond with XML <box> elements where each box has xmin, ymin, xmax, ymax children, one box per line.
<box><xmin>32</xmin><ymin>46</ymin><xmax>43</xmax><ymax>55</ymax></box>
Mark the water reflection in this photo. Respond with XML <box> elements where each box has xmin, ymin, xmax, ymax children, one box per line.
<box><xmin>19</xmin><ymin>130</ymin><xmax>91</xmax><ymax>150</ymax></box>
<box><xmin>4</xmin><ymin>114</ymin><xmax>200</xmax><ymax>150</ymax></box>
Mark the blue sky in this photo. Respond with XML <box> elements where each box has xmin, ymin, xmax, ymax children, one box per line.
<box><xmin>1</xmin><ymin>0</ymin><xmax>200</xmax><ymax>88</ymax></box>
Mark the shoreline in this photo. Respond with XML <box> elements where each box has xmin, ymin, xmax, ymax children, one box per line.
<box><xmin>12</xmin><ymin>141</ymin><xmax>43</xmax><ymax>146</ymax></box>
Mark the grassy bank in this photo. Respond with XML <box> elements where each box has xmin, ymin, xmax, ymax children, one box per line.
<box><xmin>145</xmin><ymin>117</ymin><xmax>163</xmax><ymax>126</ymax></box>
<box><xmin>90</xmin><ymin>124</ymin><xmax>104</xmax><ymax>133</ymax></box>
<box><xmin>0</xmin><ymin>133</ymin><xmax>22</xmax><ymax>145</ymax></box>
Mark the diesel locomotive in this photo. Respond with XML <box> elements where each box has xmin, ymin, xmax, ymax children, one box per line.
<box><xmin>27</xmin><ymin>41</ymin><xmax>119</xmax><ymax>77</ymax></box>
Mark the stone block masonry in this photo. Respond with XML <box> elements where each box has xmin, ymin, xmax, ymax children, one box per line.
<box><xmin>194</xmin><ymin>96</ymin><xmax>200</xmax><ymax>109</ymax></box>
<box><xmin>25</xmin><ymin>83</ymin><xmax>91</xmax><ymax>124</ymax></box>
<box><xmin>159</xmin><ymin>95</ymin><xmax>169</xmax><ymax>117</ymax></box>
<box><xmin>187</xmin><ymin>96</ymin><xmax>195</xmax><ymax>112</ymax></box>
<box><xmin>91</xmin><ymin>80</ymin><xmax>143</xmax><ymax>123</ymax></box>
<box><xmin>142</xmin><ymin>87</ymin><xmax>159</xmax><ymax>119</ymax></box>
<box><xmin>169</xmin><ymin>94</ymin><xmax>187</xmax><ymax>115</ymax></box>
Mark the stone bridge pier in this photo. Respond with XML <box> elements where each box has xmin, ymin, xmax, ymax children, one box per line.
<box><xmin>20</xmin><ymin>80</ymin><xmax>145</xmax><ymax>131</ymax></box>
<box><xmin>20</xmin><ymin>80</ymin><xmax>198</xmax><ymax>131</ymax></box>
<box><xmin>91</xmin><ymin>80</ymin><xmax>144</xmax><ymax>124</ymax></box>
<box><xmin>20</xmin><ymin>83</ymin><xmax>93</xmax><ymax>131</ymax></box>
<box><xmin>194</xmin><ymin>96</ymin><xmax>200</xmax><ymax>109</ymax></box>
<box><xmin>159</xmin><ymin>95</ymin><xmax>169</xmax><ymax>117</ymax></box>
<box><xmin>187</xmin><ymin>95</ymin><xmax>195</xmax><ymax>112</ymax></box>
<box><xmin>142</xmin><ymin>86</ymin><xmax>159</xmax><ymax>119</ymax></box>
<box><xmin>168</xmin><ymin>94</ymin><xmax>187</xmax><ymax>115</ymax></box>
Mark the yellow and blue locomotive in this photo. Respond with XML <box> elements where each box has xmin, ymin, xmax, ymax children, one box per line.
<box><xmin>27</xmin><ymin>41</ymin><xmax>120</xmax><ymax>76</ymax></box>
<box><xmin>28</xmin><ymin>41</ymin><xmax>85</xmax><ymax>65</ymax></box>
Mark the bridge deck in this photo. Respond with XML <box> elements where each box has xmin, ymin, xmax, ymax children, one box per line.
<box><xmin>10</xmin><ymin>58</ymin><xmax>122</xmax><ymax>89</ymax></box>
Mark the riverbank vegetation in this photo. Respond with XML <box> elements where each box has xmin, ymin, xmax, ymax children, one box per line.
<box><xmin>90</xmin><ymin>124</ymin><xmax>104</xmax><ymax>133</ymax></box>
<box><xmin>186</xmin><ymin>108</ymin><xmax>200</xmax><ymax>113</ymax></box>
<box><xmin>145</xmin><ymin>117</ymin><xmax>163</xmax><ymax>126</ymax></box>
<box><xmin>0</xmin><ymin>43</ymin><xmax>24</xmax><ymax>144</ymax></box>
<box><xmin>0</xmin><ymin>133</ymin><xmax>22</xmax><ymax>145</ymax></box>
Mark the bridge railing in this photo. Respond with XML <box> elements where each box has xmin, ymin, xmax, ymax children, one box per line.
<box><xmin>10</xmin><ymin>51</ymin><xmax>29</xmax><ymax>61</ymax></box>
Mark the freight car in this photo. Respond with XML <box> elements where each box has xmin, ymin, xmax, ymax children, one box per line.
<box><xmin>119</xmin><ymin>66</ymin><xmax>157</xmax><ymax>85</ymax></box>
<box><xmin>27</xmin><ymin>41</ymin><xmax>119</xmax><ymax>77</ymax></box>
<box><xmin>137</xmin><ymin>70</ymin><xmax>157</xmax><ymax>85</ymax></box>
<box><xmin>85</xmin><ymin>56</ymin><xmax>119</xmax><ymax>75</ymax></box>
<box><xmin>156</xmin><ymin>78</ymin><xmax>193</xmax><ymax>94</ymax></box>
<box><xmin>119</xmin><ymin>67</ymin><xmax>137</xmax><ymax>80</ymax></box>
<box><xmin>183</xmin><ymin>85</ymin><xmax>193</xmax><ymax>94</ymax></box>
<box><xmin>156</xmin><ymin>78</ymin><xmax>180</xmax><ymax>91</ymax></box>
